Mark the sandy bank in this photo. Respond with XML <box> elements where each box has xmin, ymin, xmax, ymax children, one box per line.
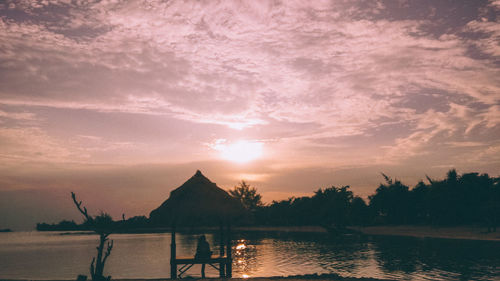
<box><xmin>353</xmin><ymin>225</ymin><xmax>500</xmax><ymax>241</ymax></box>
<box><xmin>237</xmin><ymin>225</ymin><xmax>500</xmax><ymax>242</ymax></box>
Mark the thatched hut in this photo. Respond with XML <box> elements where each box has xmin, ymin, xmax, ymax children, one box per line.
<box><xmin>149</xmin><ymin>170</ymin><xmax>246</xmax><ymax>226</ymax></box>
<box><xmin>150</xmin><ymin>170</ymin><xmax>244</xmax><ymax>278</ymax></box>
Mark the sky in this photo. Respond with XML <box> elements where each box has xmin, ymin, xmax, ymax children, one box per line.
<box><xmin>0</xmin><ymin>0</ymin><xmax>499</xmax><ymax>230</ymax></box>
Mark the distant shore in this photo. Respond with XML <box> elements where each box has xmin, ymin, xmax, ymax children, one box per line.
<box><xmin>47</xmin><ymin>226</ymin><xmax>329</xmax><ymax>235</ymax></box>
<box><xmin>33</xmin><ymin>225</ymin><xmax>500</xmax><ymax>242</ymax></box>
<box><xmin>352</xmin><ymin>225</ymin><xmax>500</xmax><ymax>241</ymax></box>
<box><xmin>236</xmin><ymin>225</ymin><xmax>500</xmax><ymax>242</ymax></box>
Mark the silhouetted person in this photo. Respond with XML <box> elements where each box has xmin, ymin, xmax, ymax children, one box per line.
<box><xmin>195</xmin><ymin>235</ymin><xmax>212</xmax><ymax>278</ymax></box>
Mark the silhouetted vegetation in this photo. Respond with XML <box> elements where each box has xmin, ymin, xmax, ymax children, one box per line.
<box><xmin>229</xmin><ymin>180</ymin><xmax>263</xmax><ymax>212</ymax></box>
<box><xmin>71</xmin><ymin>192</ymin><xmax>114</xmax><ymax>281</ymax></box>
<box><xmin>369</xmin><ymin>170</ymin><xmax>499</xmax><ymax>229</ymax></box>
<box><xmin>37</xmin><ymin>215</ymin><xmax>152</xmax><ymax>232</ymax></box>
<box><xmin>254</xmin><ymin>185</ymin><xmax>370</xmax><ymax>229</ymax></box>
<box><xmin>229</xmin><ymin>180</ymin><xmax>263</xmax><ymax>225</ymax></box>
<box><xmin>255</xmin><ymin>169</ymin><xmax>499</xmax><ymax>231</ymax></box>
<box><xmin>37</xmin><ymin>220</ymin><xmax>90</xmax><ymax>231</ymax></box>
<box><xmin>38</xmin><ymin>170</ymin><xmax>499</xmax><ymax>233</ymax></box>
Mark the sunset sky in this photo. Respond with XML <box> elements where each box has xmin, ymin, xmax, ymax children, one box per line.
<box><xmin>1</xmin><ymin>0</ymin><xmax>499</xmax><ymax>230</ymax></box>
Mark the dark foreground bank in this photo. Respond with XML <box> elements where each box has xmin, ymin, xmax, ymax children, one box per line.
<box><xmin>0</xmin><ymin>273</ymin><xmax>393</xmax><ymax>281</ymax></box>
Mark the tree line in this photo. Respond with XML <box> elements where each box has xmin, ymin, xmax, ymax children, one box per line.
<box><xmin>37</xmin><ymin>169</ymin><xmax>500</xmax><ymax>232</ymax></box>
<box><xmin>246</xmin><ymin>169</ymin><xmax>499</xmax><ymax>231</ymax></box>
<box><xmin>37</xmin><ymin>215</ymin><xmax>149</xmax><ymax>231</ymax></box>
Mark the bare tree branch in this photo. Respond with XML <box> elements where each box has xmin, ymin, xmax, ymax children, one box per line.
<box><xmin>102</xmin><ymin>240</ymin><xmax>113</xmax><ymax>265</ymax></box>
<box><xmin>426</xmin><ymin>175</ymin><xmax>434</xmax><ymax>185</ymax></box>
<box><xmin>71</xmin><ymin>192</ymin><xmax>115</xmax><ymax>281</ymax></box>
<box><xmin>90</xmin><ymin>257</ymin><xmax>96</xmax><ymax>279</ymax></box>
<box><xmin>381</xmin><ymin>173</ymin><xmax>392</xmax><ymax>185</ymax></box>
<box><xmin>71</xmin><ymin>192</ymin><xmax>92</xmax><ymax>223</ymax></box>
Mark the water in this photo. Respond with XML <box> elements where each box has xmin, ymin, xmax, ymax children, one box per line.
<box><xmin>0</xmin><ymin>231</ymin><xmax>499</xmax><ymax>280</ymax></box>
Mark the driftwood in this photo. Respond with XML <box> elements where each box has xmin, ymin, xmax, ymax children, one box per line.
<box><xmin>71</xmin><ymin>192</ymin><xmax>114</xmax><ymax>281</ymax></box>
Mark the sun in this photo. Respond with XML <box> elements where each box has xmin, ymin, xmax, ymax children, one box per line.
<box><xmin>214</xmin><ymin>140</ymin><xmax>263</xmax><ymax>164</ymax></box>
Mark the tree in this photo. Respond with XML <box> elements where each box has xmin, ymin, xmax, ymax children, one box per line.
<box><xmin>71</xmin><ymin>192</ymin><xmax>114</xmax><ymax>281</ymax></box>
<box><xmin>350</xmin><ymin>196</ymin><xmax>370</xmax><ymax>226</ymax></box>
<box><xmin>369</xmin><ymin>174</ymin><xmax>412</xmax><ymax>224</ymax></box>
<box><xmin>313</xmin><ymin>185</ymin><xmax>354</xmax><ymax>228</ymax></box>
<box><xmin>229</xmin><ymin>180</ymin><xmax>263</xmax><ymax>212</ymax></box>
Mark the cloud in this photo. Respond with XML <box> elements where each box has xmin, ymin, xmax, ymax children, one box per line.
<box><xmin>0</xmin><ymin>109</ymin><xmax>36</xmax><ymax>120</ymax></box>
<box><xmin>0</xmin><ymin>0</ymin><xmax>499</xmax><ymax>229</ymax></box>
<box><xmin>0</xmin><ymin>1</ymin><xmax>498</xmax><ymax>160</ymax></box>
<box><xmin>464</xmin><ymin>19</ymin><xmax>500</xmax><ymax>57</ymax></box>
<box><xmin>0</xmin><ymin>126</ymin><xmax>75</xmax><ymax>163</ymax></box>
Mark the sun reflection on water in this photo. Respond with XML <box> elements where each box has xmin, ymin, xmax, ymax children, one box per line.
<box><xmin>236</xmin><ymin>242</ymin><xmax>247</xmax><ymax>250</ymax></box>
<box><xmin>233</xmin><ymin>239</ymin><xmax>257</xmax><ymax>278</ymax></box>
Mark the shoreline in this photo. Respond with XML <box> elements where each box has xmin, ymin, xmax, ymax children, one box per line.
<box><xmin>236</xmin><ymin>225</ymin><xmax>500</xmax><ymax>242</ymax></box>
<box><xmin>35</xmin><ymin>226</ymin><xmax>329</xmax><ymax>235</ymax></box>
<box><xmin>23</xmin><ymin>225</ymin><xmax>500</xmax><ymax>242</ymax></box>
<box><xmin>353</xmin><ymin>225</ymin><xmax>500</xmax><ymax>241</ymax></box>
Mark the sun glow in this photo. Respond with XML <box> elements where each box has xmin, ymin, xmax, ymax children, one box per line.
<box><xmin>213</xmin><ymin>140</ymin><xmax>263</xmax><ymax>163</ymax></box>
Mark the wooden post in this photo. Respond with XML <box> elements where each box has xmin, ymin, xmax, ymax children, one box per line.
<box><xmin>219</xmin><ymin>223</ymin><xmax>225</xmax><ymax>277</ymax></box>
<box><xmin>225</xmin><ymin>224</ymin><xmax>232</xmax><ymax>277</ymax></box>
<box><xmin>170</xmin><ymin>225</ymin><xmax>177</xmax><ymax>279</ymax></box>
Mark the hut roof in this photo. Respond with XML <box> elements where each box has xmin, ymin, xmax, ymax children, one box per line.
<box><xmin>149</xmin><ymin>170</ymin><xmax>246</xmax><ymax>226</ymax></box>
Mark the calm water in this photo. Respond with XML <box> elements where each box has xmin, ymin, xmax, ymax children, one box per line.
<box><xmin>0</xmin><ymin>231</ymin><xmax>499</xmax><ymax>280</ymax></box>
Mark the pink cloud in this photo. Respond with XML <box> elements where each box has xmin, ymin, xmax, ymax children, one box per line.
<box><xmin>0</xmin><ymin>1</ymin><xmax>499</xmax><ymax>229</ymax></box>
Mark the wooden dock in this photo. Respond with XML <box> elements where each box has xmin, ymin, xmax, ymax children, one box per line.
<box><xmin>170</xmin><ymin>225</ymin><xmax>232</xmax><ymax>279</ymax></box>
<box><xmin>172</xmin><ymin>255</ymin><xmax>231</xmax><ymax>278</ymax></box>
